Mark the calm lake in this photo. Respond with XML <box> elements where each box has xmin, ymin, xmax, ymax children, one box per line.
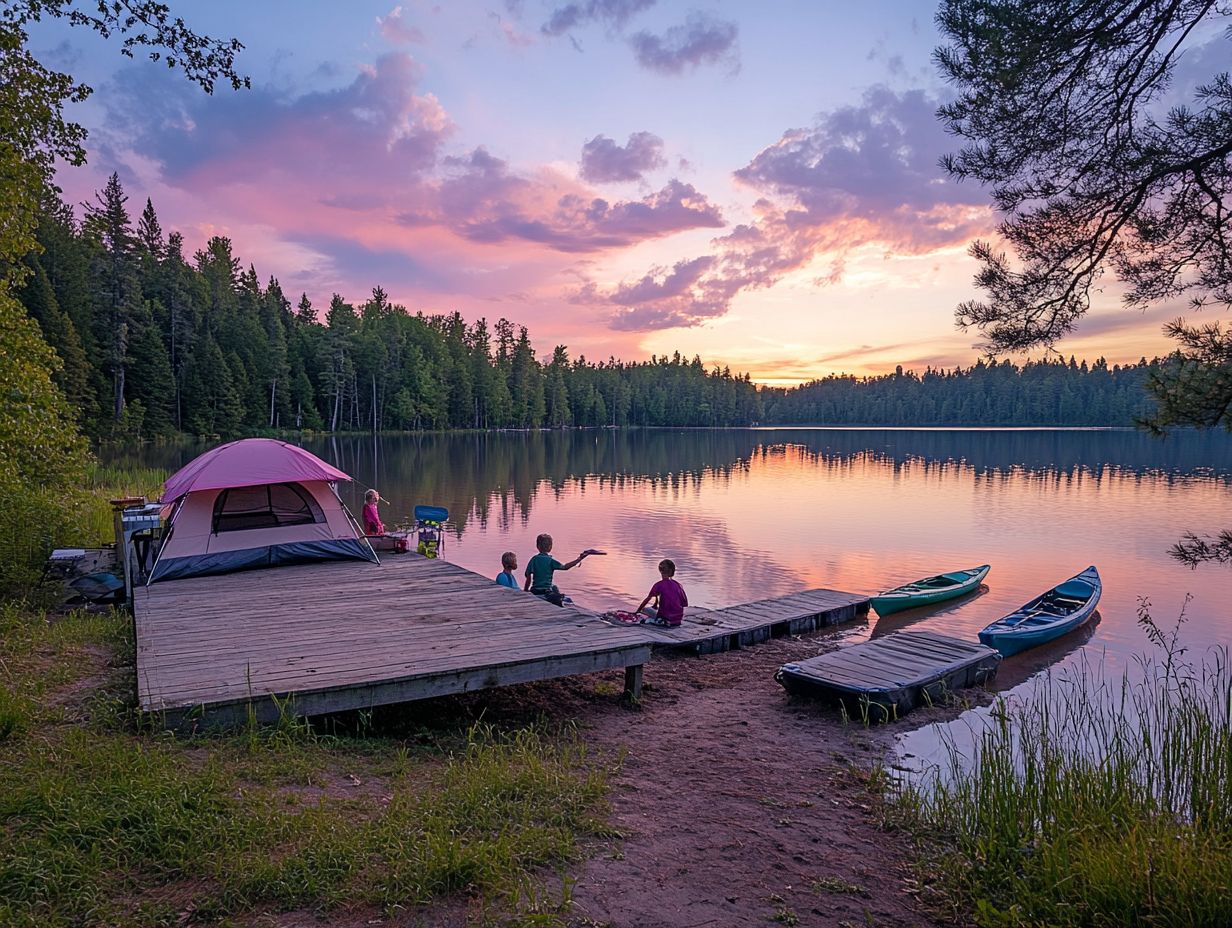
<box><xmin>117</xmin><ymin>427</ymin><xmax>1232</xmax><ymax>746</ymax></box>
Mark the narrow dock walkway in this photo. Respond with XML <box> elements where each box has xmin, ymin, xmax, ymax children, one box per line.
<box><xmin>134</xmin><ymin>556</ymin><xmax>651</xmax><ymax>729</ymax></box>
<box><xmin>620</xmin><ymin>589</ymin><xmax>870</xmax><ymax>654</ymax></box>
<box><xmin>776</xmin><ymin>630</ymin><xmax>1000</xmax><ymax>721</ymax></box>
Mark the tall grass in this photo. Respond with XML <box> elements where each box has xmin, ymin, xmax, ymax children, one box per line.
<box><xmin>892</xmin><ymin>604</ymin><xmax>1232</xmax><ymax>927</ymax></box>
<box><xmin>77</xmin><ymin>462</ymin><xmax>168</xmax><ymax>547</ymax></box>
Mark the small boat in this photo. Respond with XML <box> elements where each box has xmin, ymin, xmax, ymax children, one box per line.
<box><xmin>871</xmin><ymin>564</ymin><xmax>991</xmax><ymax>616</ymax></box>
<box><xmin>978</xmin><ymin>566</ymin><xmax>1101</xmax><ymax>657</ymax></box>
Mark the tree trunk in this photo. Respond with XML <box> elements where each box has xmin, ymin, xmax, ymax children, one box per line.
<box><xmin>113</xmin><ymin>366</ymin><xmax>126</xmax><ymax>420</ymax></box>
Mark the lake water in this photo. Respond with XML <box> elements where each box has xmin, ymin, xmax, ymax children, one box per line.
<box><xmin>120</xmin><ymin>428</ymin><xmax>1232</xmax><ymax>752</ymax></box>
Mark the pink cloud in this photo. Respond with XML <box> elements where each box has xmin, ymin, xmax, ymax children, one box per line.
<box><xmin>101</xmin><ymin>53</ymin><xmax>724</xmax><ymax>264</ymax></box>
<box><xmin>377</xmin><ymin>6</ymin><xmax>426</xmax><ymax>45</ymax></box>
<box><xmin>586</xmin><ymin>87</ymin><xmax>996</xmax><ymax>331</ymax></box>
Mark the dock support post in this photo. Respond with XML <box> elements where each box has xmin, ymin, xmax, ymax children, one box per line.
<box><xmin>623</xmin><ymin>663</ymin><xmax>643</xmax><ymax>700</ymax></box>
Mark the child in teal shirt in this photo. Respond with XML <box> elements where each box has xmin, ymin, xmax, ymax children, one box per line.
<box><xmin>523</xmin><ymin>533</ymin><xmax>592</xmax><ymax>606</ymax></box>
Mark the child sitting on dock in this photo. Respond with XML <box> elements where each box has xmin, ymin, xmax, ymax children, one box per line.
<box><xmin>362</xmin><ymin>489</ymin><xmax>384</xmax><ymax>535</ymax></box>
<box><xmin>495</xmin><ymin>551</ymin><xmax>519</xmax><ymax>589</ymax></box>
<box><xmin>636</xmin><ymin>559</ymin><xmax>688</xmax><ymax>627</ymax></box>
<box><xmin>523</xmin><ymin>534</ymin><xmax>593</xmax><ymax>606</ymax></box>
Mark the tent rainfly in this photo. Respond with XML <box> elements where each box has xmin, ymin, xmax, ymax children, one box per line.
<box><xmin>149</xmin><ymin>438</ymin><xmax>378</xmax><ymax>583</ymax></box>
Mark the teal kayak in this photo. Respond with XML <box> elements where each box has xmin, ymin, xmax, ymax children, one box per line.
<box><xmin>871</xmin><ymin>564</ymin><xmax>991</xmax><ymax>616</ymax></box>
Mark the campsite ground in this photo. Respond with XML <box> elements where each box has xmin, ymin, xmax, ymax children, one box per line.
<box><xmin>436</xmin><ymin>638</ymin><xmax>940</xmax><ymax>928</ymax></box>
<box><xmin>238</xmin><ymin>630</ymin><xmax>946</xmax><ymax>928</ymax></box>
<box><xmin>1</xmin><ymin>604</ymin><xmax>942</xmax><ymax>928</ymax></box>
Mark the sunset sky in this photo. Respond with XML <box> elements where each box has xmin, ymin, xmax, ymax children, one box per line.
<box><xmin>31</xmin><ymin>1</ymin><xmax>1193</xmax><ymax>383</ymax></box>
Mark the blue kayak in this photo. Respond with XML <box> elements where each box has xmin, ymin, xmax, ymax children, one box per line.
<box><xmin>978</xmin><ymin>566</ymin><xmax>1101</xmax><ymax>657</ymax></box>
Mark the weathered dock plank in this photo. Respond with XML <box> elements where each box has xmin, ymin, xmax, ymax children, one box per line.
<box><xmin>630</xmin><ymin>588</ymin><xmax>870</xmax><ymax>654</ymax></box>
<box><xmin>776</xmin><ymin>630</ymin><xmax>1000</xmax><ymax>722</ymax></box>
<box><xmin>133</xmin><ymin>556</ymin><xmax>650</xmax><ymax>729</ymax></box>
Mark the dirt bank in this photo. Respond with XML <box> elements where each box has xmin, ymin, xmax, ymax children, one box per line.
<box><xmin>555</xmin><ymin>637</ymin><xmax>935</xmax><ymax>928</ymax></box>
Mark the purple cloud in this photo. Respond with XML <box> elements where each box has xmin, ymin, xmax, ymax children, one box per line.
<box><xmin>591</xmin><ymin>87</ymin><xmax>995</xmax><ymax>331</ymax></box>
<box><xmin>610</xmin><ymin>255</ymin><xmax>716</xmax><ymax>305</ymax></box>
<box><xmin>541</xmin><ymin>0</ymin><xmax>655</xmax><ymax>36</ymax></box>
<box><xmin>735</xmin><ymin>85</ymin><xmax>987</xmax><ymax>227</ymax></box>
<box><xmin>579</xmin><ymin>131</ymin><xmax>666</xmax><ymax>182</ymax></box>
<box><xmin>433</xmin><ymin>156</ymin><xmax>724</xmax><ymax>251</ymax></box>
<box><xmin>629</xmin><ymin>12</ymin><xmax>738</xmax><ymax>74</ymax></box>
<box><xmin>102</xmin><ymin>52</ymin><xmax>450</xmax><ymax>185</ymax></box>
<box><xmin>377</xmin><ymin>6</ymin><xmax>426</xmax><ymax>45</ymax></box>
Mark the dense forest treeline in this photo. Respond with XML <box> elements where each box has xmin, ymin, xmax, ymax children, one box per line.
<box><xmin>20</xmin><ymin>176</ymin><xmax>760</xmax><ymax>437</ymax></box>
<box><xmin>18</xmin><ymin>175</ymin><xmax>1166</xmax><ymax>439</ymax></box>
<box><xmin>760</xmin><ymin>358</ymin><xmax>1163</xmax><ymax>426</ymax></box>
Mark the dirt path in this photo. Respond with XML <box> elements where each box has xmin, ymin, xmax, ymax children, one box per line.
<box><xmin>553</xmin><ymin>637</ymin><xmax>936</xmax><ymax>928</ymax></box>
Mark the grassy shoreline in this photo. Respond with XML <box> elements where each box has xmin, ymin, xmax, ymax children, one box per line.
<box><xmin>1</xmin><ymin>468</ymin><xmax>622</xmax><ymax>927</ymax></box>
<box><xmin>887</xmin><ymin>609</ymin><xmax>1232</xmax><ymax>927</ymax></box>
<box><xmin>0</xmin><ymin>601</ymin><xmax>619</xmax><ymax>927</ymax></box>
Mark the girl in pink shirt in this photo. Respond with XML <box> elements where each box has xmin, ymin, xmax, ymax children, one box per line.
<box><xmin>362</xmin><ymin>488</ymin><xmax>385</xmax><ymax>535</ymax></box>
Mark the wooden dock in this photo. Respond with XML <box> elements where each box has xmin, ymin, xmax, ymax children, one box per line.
<box><xmin>133</xmin><ymin>556</ymin><xmax>651</xmax><ymax>729</ymax></box>
<box><xmin>775</xmin><ymin>630</ymin><xmax>1001</xmax><ymax>722</ymax></box>
<box><xmin>625</xmin><ymin>589</ymin><xmax>870</xmax><ymax>654</ymax></box>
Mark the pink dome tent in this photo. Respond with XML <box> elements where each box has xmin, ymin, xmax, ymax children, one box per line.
<box><xmin>149</xmin><ymin>439</ymin><xmax>378</xmax><ymax>583</ymax></box>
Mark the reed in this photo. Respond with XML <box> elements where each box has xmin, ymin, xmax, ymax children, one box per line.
<box><xmin>891</xmin><ymin>604</ymin><xmax>1232</xmax><ymax>927</ymax></box>
<box><xmin>77</xmin><ymin>462</ymin><xmax>168</xmax><ymax>547</ymax></box>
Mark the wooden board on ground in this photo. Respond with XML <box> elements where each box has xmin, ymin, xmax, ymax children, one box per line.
<box><xmin>775</xmin><ymin>630</ymin><xmax>1001</xmax><ymax>722</ymax></box>
<box><xmin>614</xmin><ymin>589</ymin><xmax>870</xmax><ymax>654</ymax></box>
<box><xmin>133</xmin><ymin>556</ymin><xmax>650</xmax><ymax>729</ymax></box>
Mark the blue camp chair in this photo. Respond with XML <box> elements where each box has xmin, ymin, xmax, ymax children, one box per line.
<box><xmin>414</xmin><ymin>505</ymin><xmax>448</xmax><ymax>558</ymax></box>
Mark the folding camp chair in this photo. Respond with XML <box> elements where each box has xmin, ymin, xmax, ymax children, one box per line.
<box><xmin>414</xmin><ymin>505</ymin><xmax>448</xmax><ymax>558</ymax></box>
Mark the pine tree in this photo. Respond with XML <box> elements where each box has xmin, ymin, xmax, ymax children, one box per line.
<box><xmin>181</xmin><ymin>332</ymin><xmax>243</xmax><ymax>437</ymax></box>
<box><xmin>82</xmin><ymin>172</ymin><xmax>142</xmax><ymax>423</ymax></box>
<box><xmin>296</xmin><ymin>292</ymin><xmax>316</xmax><ymax>325</ymax></box>
<box><xmin>545</xmin><ymin>345</ymin><xmax>571</xmax><ymax>428</ymax></box>
<box><xmin>127</xmin><ymin>315</ymin><xmax>176</xmax><ymax>434</ymax></box>
<box><xmin>136</xmin><ymin>197</ymin><xmax>164</xmax><ymax>260</ymax></box>
<box><xmin>16</xmin><ymin>255</ymin><xmax>94</xmax><ymax>421</ymax></box>
<box><xmin>323</xmin><ymin>294</ymin><xmax>357</xmax><ymax>431</ymax></box>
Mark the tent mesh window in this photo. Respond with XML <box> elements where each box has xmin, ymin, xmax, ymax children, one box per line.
<box><xmin>211</xmin><ymin>482</ymin><xmax>326</xmax><ymax>533</ymax></box>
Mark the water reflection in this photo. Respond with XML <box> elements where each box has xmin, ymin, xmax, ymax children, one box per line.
<box><xmin>118</xmin><ymin>427</ymin><xmax>1232</xmax><ymax>516</ymax></box>
<box><xmin>869</xmin><ymin>585</ymin><xmax>992</xmax><ymax>639</ymax></box>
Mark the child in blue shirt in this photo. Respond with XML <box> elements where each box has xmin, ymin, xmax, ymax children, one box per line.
<box><xmin>495</xmin><ymin>551</ymin><xmax>519</xmax><ymax>589</ymax></box>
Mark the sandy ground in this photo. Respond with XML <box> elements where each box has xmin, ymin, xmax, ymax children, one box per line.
<box><xmin>383</xmin><ymin>627</ymin><xmax>944</xmax><ymax>928</ymax></box>
<box><xmin>555</xmin><ymin>638</ymin><xmax>937</xmax><ymax>928</ymax></box>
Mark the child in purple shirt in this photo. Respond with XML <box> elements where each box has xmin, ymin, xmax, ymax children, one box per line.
<box><xmin>636</xmin><ymin>559</ymin><xmax>688</xmax><ymax>627</ymax></box>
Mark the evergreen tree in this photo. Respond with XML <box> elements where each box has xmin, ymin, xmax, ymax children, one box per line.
<box><xmin>126</xmin><ymin>316</ymin><xmax>176</xmax><ymax>435</ymax></box>
<box><xmin>323</xmin><ymin>294</ymin><xmax>357</xmax><ymax>431</ymax></box>
<box><xmin>545</xmin><ymin>345</ymin><xmax>572</xmax><ymax>428</ymax></box>
<box><xmin>82</xmin><ymin>172</ymin><xmax>142</xmax><ymax>423</ymax></box>
<box><xmin>136</xmin><ymin>197</ymin><xmax>164</xmax><ymax>260</ymax></box>
<box><xmin>181</xmin><ymin>331</ymin><xmax>243</xmax><ymax>437</ymax></box>
<box><xmin>16</xmin><ymin>255</ymin><xmax>93</xmax><ymax>420</ymax></box>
